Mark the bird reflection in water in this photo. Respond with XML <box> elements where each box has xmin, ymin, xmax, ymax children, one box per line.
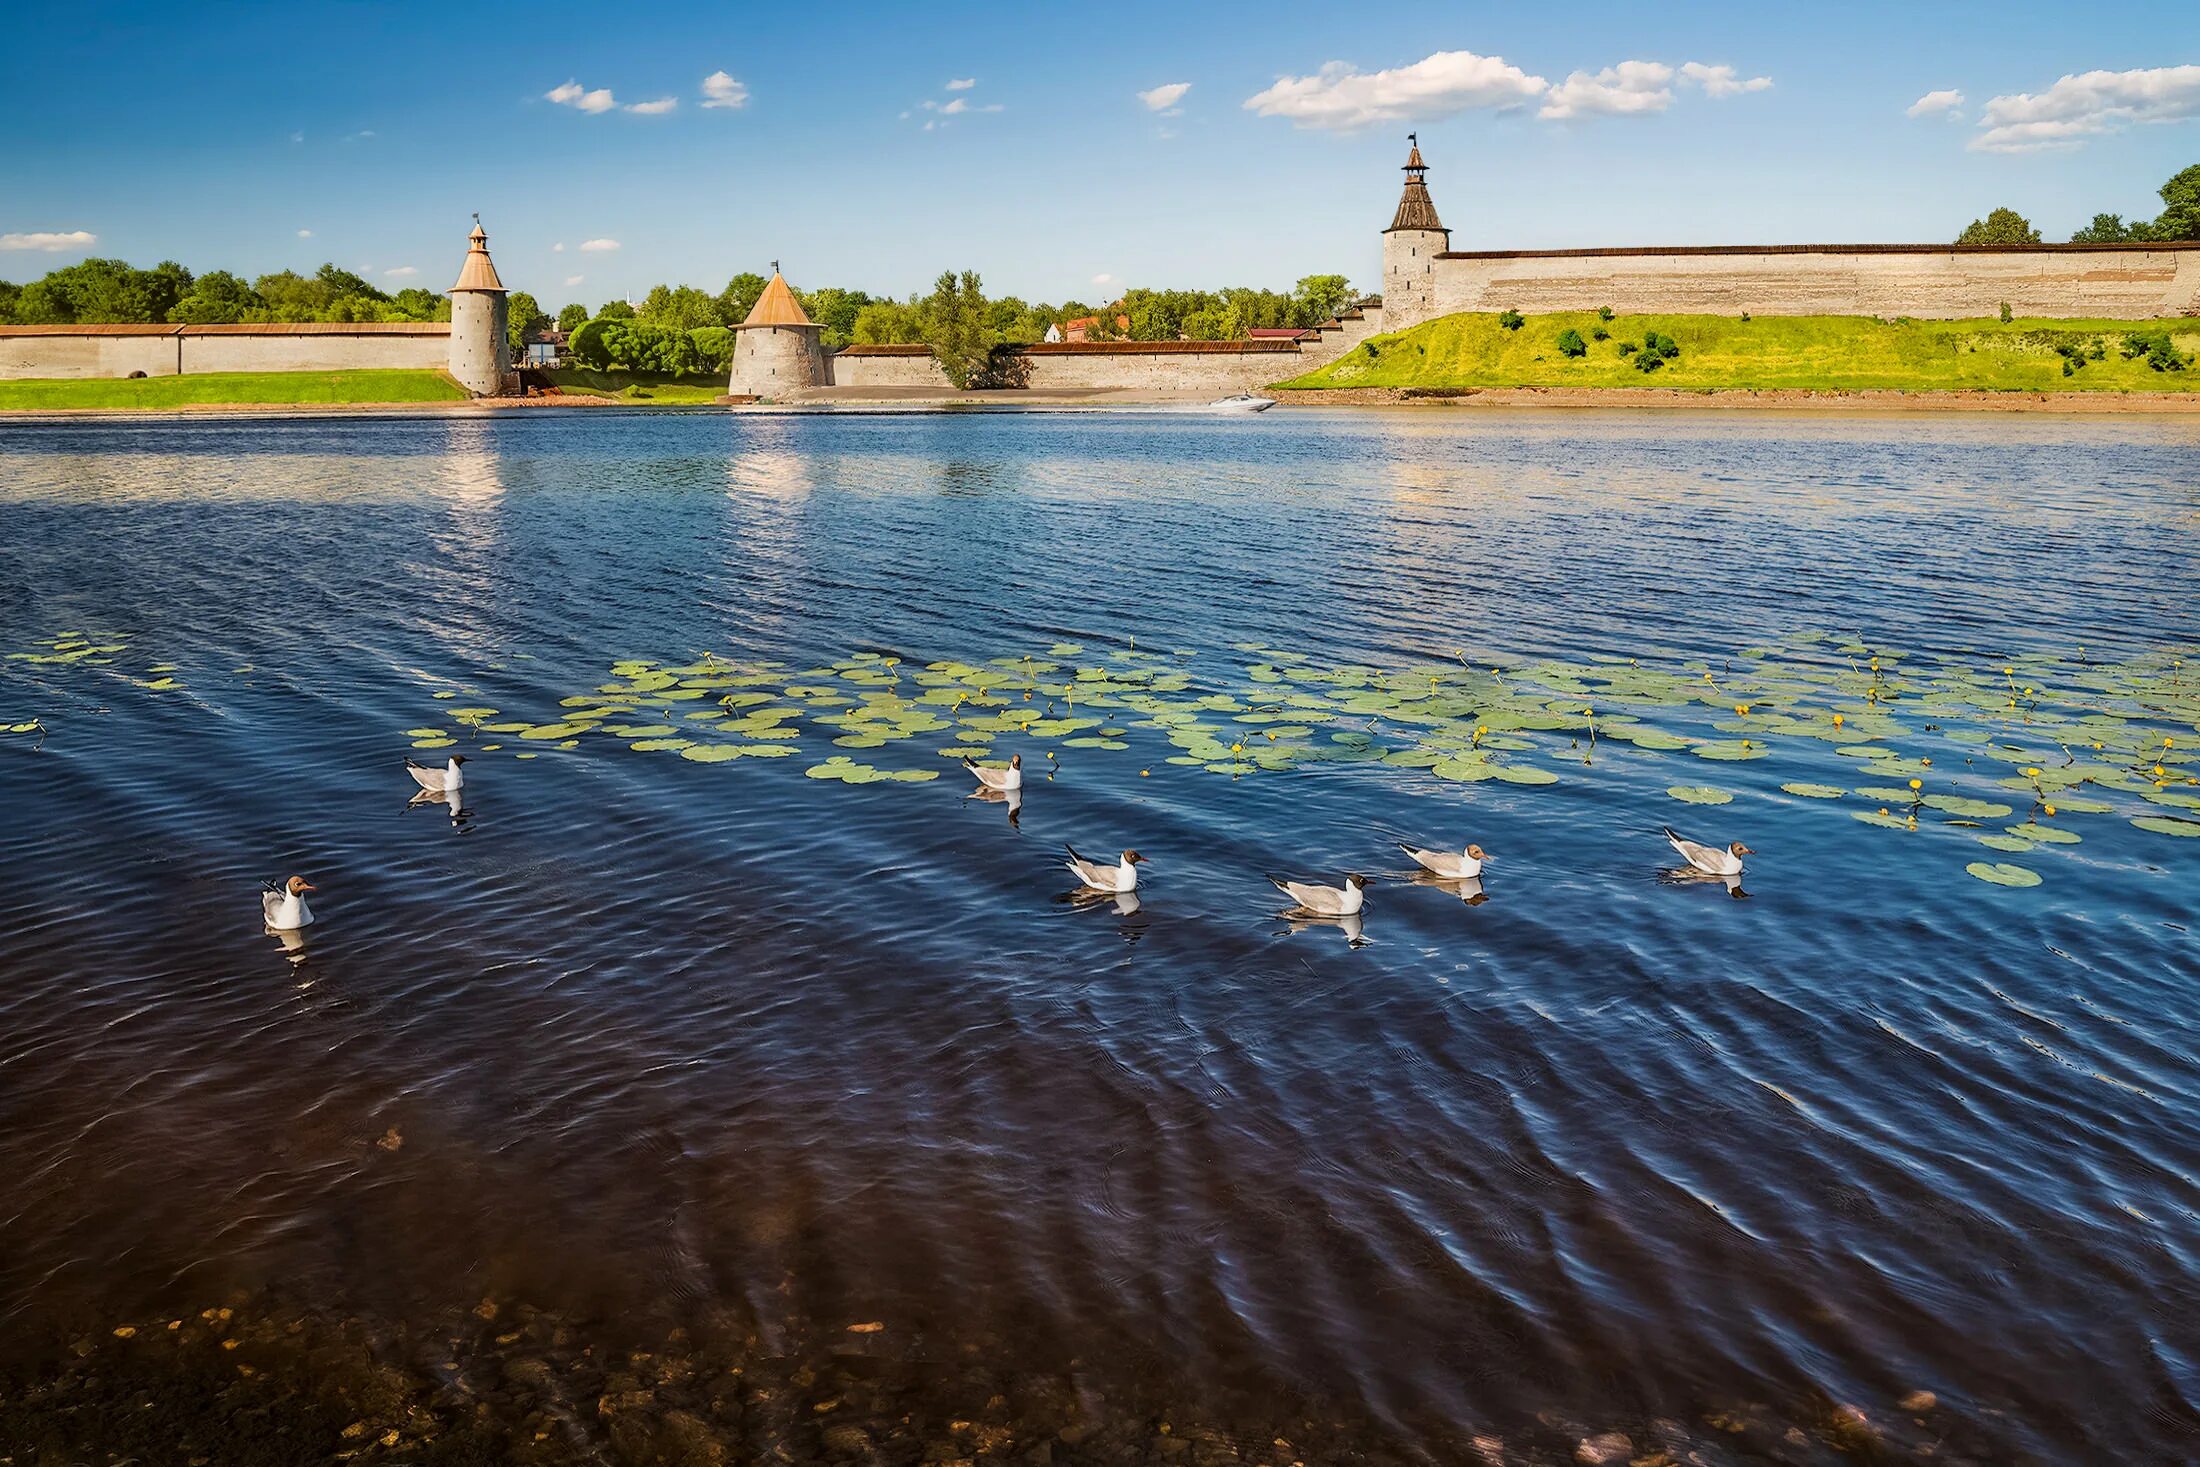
<box><xmin>268</xmin><ymin>925</ymin><xmax>312</xmax><ymax>970</ymax></box>
<box><xmin>966</xmin><ymin>785</ymin><xmax>1021</xmax><ymax>828</ymax></box>
<box><xmin>1057</xmin><ymin>884</ymin><xmax>1147</xmax><ymax>941</ymax></box>
<box><xmin>406</xmin><ymin>785</ymin><xmax>473</xmax><ymax>830</ymax></box>
<box><xmin>1408</xmin><ymin>870</ymin><xmax>1488</xmax><ymax>905</ymax></box>
<box><xmin>1277</xmin><ymin>908</ymin><xmax>1368</xmax><ymax>948</ymax></box>
<box><xmin>1660</xmin><ymin>866</ymin><xmax>1749</xmax><ymax>900</ymax></box>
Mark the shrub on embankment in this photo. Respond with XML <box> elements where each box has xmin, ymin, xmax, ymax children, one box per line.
<box><xmin>1275</xmin><ymin>312</ymin><xmax>2200</xmax><ymax>394</ymax></box>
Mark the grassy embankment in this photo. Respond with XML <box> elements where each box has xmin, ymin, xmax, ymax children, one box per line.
<box><xmin>541</xmin><ymin>368</ymin><xmax>728</xmax><ymax>404</ymax></box>
<box><xmin>1276</xmin><ymin>312</ymin><xmax>2200</xmax><ymax>394</ymax></box>
<box><xmin>0</xmin><ymin>369</ymin><xmax>469</xmax><ymax>411</ymax></box>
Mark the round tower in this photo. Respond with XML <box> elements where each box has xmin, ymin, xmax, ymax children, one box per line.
<box><xmin>446</xmin><ymin>217</ymin><xmax>511</xmax><ymax>397</ymax></box>
<box><xmin>1381</xmin><ymin>135</ymin><xmax>1450</xmax><ymax>333</ymax></box>
<box><xmin>727</xmin><ymin>268</ymin><xmax>828</xmax><ymax>398</ymax></box>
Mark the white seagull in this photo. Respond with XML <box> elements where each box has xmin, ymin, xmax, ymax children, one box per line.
<box><xmin>262</xmin><ymin>875</ymin><xmax>318</xmax><ymax>931</ymax></box>
<box><xmin>406</xmin><ymin>754</ymin><xmax>468</xmax><ymax>793</ymax></box>
<box><xmin>1665</xmin><ymin>827</ymin><xmax>1755</xmax><ymax>877</ymax></box>
<box><xmin>1270</xmin><ymin>872</ymin><xmax>1367</xmax><ymax>916</ymax></box>
<box><xmin>965</xmin><ymin>753</ymin><xmax>1022</xmax><ymax>791</ymax></box>
<box><xmin>1064</xmin><ymin>843</ymin><xmax>1145</xmax><ymax>893</ymax></box>
<box><xmin>1400</xmin><ymin>841</ymin><xmax>1490</xmax><ymax>880</ymax></box>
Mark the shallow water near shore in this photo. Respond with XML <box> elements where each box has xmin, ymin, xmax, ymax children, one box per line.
<box><xmin>1</xmin><ymin>407</ymin><xmax>2196</xmax><ymax>1464</ymax></box>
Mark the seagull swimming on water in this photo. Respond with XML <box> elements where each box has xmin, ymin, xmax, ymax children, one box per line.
<box><xmin>1400</xmin><ymin>841</ymin><xmax>1490</xmax><ymax>880</ymax></box>
<box><xmin>965</xmin><ymin>753</ymin><xmax>1022</xmax><ymax>792</ymax></box>
<box><xmin>1270</xmin><ymin>872</ymin><xmax>1367</xmax><ymax>916</ymax></box>
<box><xmin>1064</xmin><ymin>844</ymin><xmax>1145</xmax><ymax>893</ymax></box>
<box><xmin>262</xmin><ymin>875</ymin><xmax>318</xmax><ymax>931</ymax></box>
<box><xmin>405</xmin><ymin>754</ymin><xmax>467</xmax><ymax>793</ymax></box>
<box><xmin>1664</xmin><ymin>827</ymin><xmax>1754</xmax><ymax>877</ymax></box>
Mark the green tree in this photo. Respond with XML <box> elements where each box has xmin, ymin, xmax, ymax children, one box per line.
<box><xmin>569</xmin><ymin>318</ymin><xmax>617</xmax><ymax>369</ymax></box>
<box><xmin>852</xmin><ymin>299</ymin><xmax>926</xmax><ymax>345</ymax></box>
<box><xmin>169</xmin><ymin>269</ymin><xmax>262</xmax><ymax>324</ymax></box>
<box><xmin>2069</xmin><ymin>213</ymin><xmax>2136</xmax><ymax>243</ymax></box>
<box><xmin>796</xmin><ymin>287</ymin><xmax>873</xmax><ymax>350</ymax></box>
<box><xmin>1291</xmin><ymin>273</ymin><xmax>1353</xmax><ymax>326</ymax></box>
<box><xmin>595</xmin><ymin>298</ymin><xmax>635</xmax><ymax>321</ymax></box>
<box><xmin>716</xmin><ymin>272</ymin><xmax>768</xmax><ymax>324</ymax></box>
<box><xmin>2152</xmin><ymin>162</ymin><xmax>2200</xmax><ymax>240</ymax></box>
<box><xmin>921</xmin><ymin>269</ymin><xmax>995</xmax><ymax>389</ymax></box>
<box><xmin>387</xmin><ymin>287</ymin><xmax>449</xmax><ymax>322</ymax></box>
<box><xmin>556</xmin><ymin>302</ymin><xmax>588</xmax><ymax>333</ymax></box>
<box><xmin>638</xmin><ymin>283</ymin><xmax>722</xmax><ymax>332</ymax></box>
<box><xmin>1955</xmin><ymin>207</ymin><xmax>2041</xmax><ymax>245</ymax></box>
<box><xmin>506</xmin><ymin>290</ymin><xmax>549</xmax><ymax>354</ymax></box>
<box><xmin>0</xmin><ymin>280</ymin><xmax>18</xmax><ymax>323</ymax></box>
<box><xmin>1556</xmin><ymin>328</ymin><xmax>1587</xmax><ymax>358</ymax></box>
<box><xmin>689</xmin><ymin>326</ymin><xmax>734</xmax><ymax>374</ymax></box>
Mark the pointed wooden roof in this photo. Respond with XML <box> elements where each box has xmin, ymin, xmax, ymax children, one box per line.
<box><xmin>739</xmin><ymin>271</ymin><xmax>813</xmax><ymax>328</ymax></box>
<box><xmin>1386</xmin><ymin>139</ymin><xmax>1444</xmax><ymax>234</ymax></box>
<box><xmin>448</xmin><ymin>220</ymin><xmax>508</xmax><ymax>294</ymax></box>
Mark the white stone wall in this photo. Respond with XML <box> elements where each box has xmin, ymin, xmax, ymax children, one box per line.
<box><xmin>0</xmin><ymin>331</ymin><xmax>182</xmax><ymax>379</ymax></box>
<box><xmin>828</xmin><ymin>350</ymin><xmax>948</xmax><ymax>389</ymax></box>
<box><xmin>829</xmin><ymin>346</ymin><xmax>1309</xmax><ymax>393</ymax></box>
<box><xmin>185</xmin><ymin>331</ymin><xmax>447</xmax><ymax>374</ymax></box>
<box><xmin>1426</xmin><ymin>246</ymin><xmax>2200</xmax><ymax>321</ymax></box>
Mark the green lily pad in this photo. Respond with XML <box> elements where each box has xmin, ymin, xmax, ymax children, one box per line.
<box><xmin>1780</xmin><ymin>782</ymin><xmax>1846</xmax><ymax>799</ymax></box>
<box><xmin>628</xmin><ymin>738</ymin><xmax>692</xmax><ymax>752</ymax></box>
<box><xmin>1493</xmin><ymin>764</ymin><xmax>1560</xmax><ymax>786</ymax></box>
<box><xmin>1921</xmin><ymin>795</ymin><xmax>2015</xmax><ymax>818</ymax></box>
<box><xmin>680</xmin><ymin>745</ymin><xmax>744</xmax><ymax>763</ymax></box>
<box><xmin>519</xmin><ymin>722</ymin><xmax>592</xmax><ymax>741</ymax></box>
<box><xmin>1976</xmin><ymin>834</ymin><xmax>2035</xmax><ymax>852</ymax></box>
<box><xmin>2006</xmin><ymin>822</ymin><xmax>2080</xmax><ymax>845</ymax></box>
<box><xmin>411</xmin><ymin>737</ymin><xmax>455</xmax><ymax>749</ymax></box>
<box><xmin>1667</xmin><ymin>786</ymin><xmax>1733</xmax><ymax>805</ymax></box>
<box><xmin>1853</xmin><ymin>810</ymin><xmax>1914</xmax><ymax>830</ymax></box>
<box><xmin>2132</xmin><ymin>815</ymin><xmax>2200</xmax><ymax>837</ymax></box>
<box><xmin>1966</xmin><ymin>861</ymin><xmax>2042</xmax><ymax>887</ymax></box>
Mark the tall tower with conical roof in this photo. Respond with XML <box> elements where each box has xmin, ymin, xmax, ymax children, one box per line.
<box><xmin>446</xmin><ymin>217</ymin><xmax>511</xmax><ymax>396</ymax></box>
<box><xmin>727</xmin><ymin>268</ymin><xmax>828</xmax><ymax>397</ymax></box>
<box><xmin>1381</xmin><ymin>136</ymin><xmax>1450</xmax><ymax>333</ymax></box>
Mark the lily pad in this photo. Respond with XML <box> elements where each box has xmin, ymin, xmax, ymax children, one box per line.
<box><xmin>1920</xmin><ymin>795</ymin><xmax>2015</xmax><ymax>818</ymax></box>
<box><xmin>2132</xmin><ymin>815</ymin><xmax>2200</xmax><ymax>837</ymax></box>
<box><xmin>1780</xmin><ymin>782</ymin><xmax>1845</xmax><ymax>799</ymax></box>
<box><xmin>1966</xmin><ymin>861</ymin><xmax>2042</xmax><ymax>887</ymax></box>
<box><xmin>1667</xmin><ymin>785</ymin><xmax>1733</xmax><ymax>805</ymax></box>
<box><xmin>2005</xmin><ymin>822</ymin><xmax>2080</xmax><ymax>845</ymax></box>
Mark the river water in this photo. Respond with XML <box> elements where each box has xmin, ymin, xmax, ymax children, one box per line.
<box><xmin>0</xmin><ymin>407</ymin><xmax>2195</xmax><ymax>1464</ymax></box>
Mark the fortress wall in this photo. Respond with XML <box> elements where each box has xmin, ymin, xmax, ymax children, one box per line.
<box><xmin>0</xmin><ymin>329</ymin><xmax>181</xmax><ymax>379</ymax></box>
<box><xmin>1428</xmin><ymin>246</ymin><xmax>2200</xmax><ymax>321</ymax></box>
<box><xmin>183</xmin><ymin>329</ymin><xmax>448</xmax><ymax>375</ymax></box>
<box><xmin>830</xmin><ymin>343</ymin><xmax>1308</xmax><ymax>392</ymax></box>
<box><xmin>0</xmin><ymin>325</ymin><xmax>451</xmax><ymax>380</ymax></box>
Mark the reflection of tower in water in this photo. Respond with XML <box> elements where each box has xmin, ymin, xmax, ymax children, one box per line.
<box><xmin>417</xmin><ymin>421</ymin><xmax>510</xmax><ymax>659</ymax></box>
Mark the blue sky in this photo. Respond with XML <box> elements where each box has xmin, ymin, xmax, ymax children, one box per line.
<box><xmin>2</xmin><ymin>1</ymin><xmax>2195</xmax><ymax>309</ymax></box>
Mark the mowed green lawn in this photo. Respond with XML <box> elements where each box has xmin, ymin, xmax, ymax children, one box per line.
<box><xmin>542</xmin><ymin>368</ymin><xmax>728</xmax><ymax>404</ymax></box>
<box><xmin>1277</xmin><ymin>312</ymin><xmax>2200</xmax><ymax>393</ymax></box>
<box><xmin>0</xmin><ymin>369</ymin><xmax>470</xmax><ymax>411</ymax></box>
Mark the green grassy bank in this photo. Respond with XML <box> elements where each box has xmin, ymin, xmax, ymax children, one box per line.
<box><xmin>541</xmin><ymin>368</ymin><xmax>728</xmax><ymax>404</ymax></box>
<box><xmin>0</xmin><ymin>369</ymin><xmax>470</xmax><ymax>411</ymax></box>
<box><xmin>1277</xmin><ymin>313</ymin><xmax>2200</xmax><ymax>394</ymax></box>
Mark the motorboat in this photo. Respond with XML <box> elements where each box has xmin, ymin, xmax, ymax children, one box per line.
<box><xmin>1208</xmin><ymin>393</ymin><xmax>1276</xmax><ymax>413</ymax></box>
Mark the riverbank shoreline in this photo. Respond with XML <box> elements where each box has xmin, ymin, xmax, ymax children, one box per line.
<box><xmin>5</xmin><ymin>382</ymin><xmax>2200</xmax><ymax>420</ymax></box>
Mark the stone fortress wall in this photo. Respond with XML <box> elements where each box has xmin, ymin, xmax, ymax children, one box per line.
<box><xmin>1418</xmin><ymin>243</ymin><xmax>2200</xmax><ymax>325</ymax></box>
<box><xmin>0</xmin><ymin>323</ymin><xmax>450</xmax><ymax>380</ymax></box>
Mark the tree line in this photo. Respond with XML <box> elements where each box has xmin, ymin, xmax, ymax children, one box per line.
<box><xmin>550</xmin><ymin>271</ymin><xmax>1359</xmax><ymax>381</ymax></box>
<box><xmin>1957</xmin><ymin>162</ymin><xmax>2199</xmax><ymax>245</ymax></box>
<box><xmin>0</xmin><ymin>259</ymin><xmax>452</xmax><ymax>327</ymax></box>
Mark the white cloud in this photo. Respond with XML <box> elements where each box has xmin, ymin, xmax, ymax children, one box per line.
<box><xmin>1680</xmin><ymin>62</ymin><xmax>1771</xmax><ymax>99</ymax></box>
<box><xmin>1540</xmin><ymin>60</ymin><xmax>1675</xmax><ymax>119</ymax></box>
<box><xmin>297</xmin><ymin>228</ymin><xmax>314</xmax><ymax>239</ymax></box>
<box><xmin>565</xmin><ymin>274</ymin><xmax>585</xmax><ymax>287</ymax></box>
<box><xmin>1092</xmin><ymin>272</ymin><xmax>1115</xmax><ymax>285</ymax></box>
<box><xmin>290</xmin><ymin>130</ymin><xmax>305</xmax><ymax>143</ymax></box>
<box><xmin>701</xmin><ymin>70</ymin><xmax>749</xmax><ymax>109</ymax></box>
<box><xmin>579</xmin><ymin>238</ymin><xmax>621</xmax><ymax>253</ymax></box>
<box><xmin>552</xmin><ymin>242</ymin><xmax>565</xmax><ymax>252</ymax></box>
<box><xmin>547</xmin><ymin>80</ymin><xmax>618</xmax><ymax>114</ymax></box>
<box><xmin>1138</xmin><ymin>81</ymin><xmax>1191</xmax><ymax>112</ymax></box>
<box><xmin>384</xmin><ymin>266</ymin><xmax>418</xmax><ymax>278</ymax></box>
<box><xmin>1972</xmin><ymin>65</ymin><xmax>2200</xmax><ymax>152</ymax></box>
<box><xmin>1907</xmin><ymin>88</ymin><xmax>1965</xmax><ymax>119</ymax></box>
<box><xmin>938</xmin><ymin>97</ymin><xmax>968</xmax><ymax>116</ymax></box>
<box><xmin>0</xmin><ymin>230</ymin><xmax>97</xmax><ymax>252</ymax></box>
<box><xmin>626</xmin><ymin>97</ymin><xmax>677</xmax><ymax>115</ymax></box>
<box><xmin>946</xmin><ymin>77</ymin><xmax>976</xmax><ymax>90</ymax></box>
<box><xmin>1245</xmin><ymin>50</ymin><xmax>1547</xmax><ymax>130</ymax></box>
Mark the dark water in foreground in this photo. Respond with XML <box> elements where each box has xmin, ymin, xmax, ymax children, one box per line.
<box><xmin>1</xmin><ymin>407</ymin><xmax>2197</xmax><ymax>1464</ymax></box>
